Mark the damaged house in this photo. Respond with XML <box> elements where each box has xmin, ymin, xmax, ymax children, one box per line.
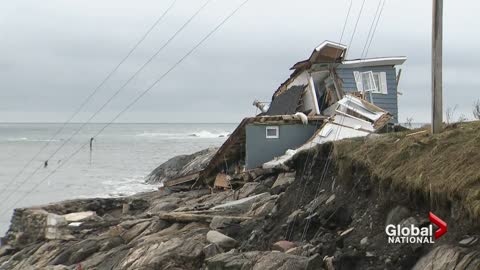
<box><xmin>163</xmin><ymin>41</ymin><xmax>406</xmax><ymax>188</ymax></box>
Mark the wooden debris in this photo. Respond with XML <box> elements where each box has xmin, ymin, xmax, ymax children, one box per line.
<box><xmin>214</xmin><ymin>173</ymin><xmax>231</xmax><ymax>189</ymax></box>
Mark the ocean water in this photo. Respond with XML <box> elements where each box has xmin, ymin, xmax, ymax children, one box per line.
<box><xmin>0</xmin><ymin>123</ymin><xmax>234</xmax><ymax>234</ymax></box>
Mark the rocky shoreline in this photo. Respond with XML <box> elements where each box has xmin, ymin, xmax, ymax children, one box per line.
<box><xmin>1</xmin><ymin>141</ymin><xmax>480</xmax><ymax>269</ymax></box>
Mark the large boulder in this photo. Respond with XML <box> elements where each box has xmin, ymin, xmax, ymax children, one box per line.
<box><xmin>145</xmin><ymin>148</ymin><xmax>218</xmax><ymax>184</ymax></box>
<box><xmin>206</xmin><ymin>251</ymin><xmax>309</xmax><ymax>270</ymax></box>
<box><xmin>412</xmin><ymin>245</ymin><xmax>480</xmax><ymax>270</ymax></box>
<box><xmin>206</xmin><ymin>230</ymin><xmax>238</xmax><ymax>250</ymax></box>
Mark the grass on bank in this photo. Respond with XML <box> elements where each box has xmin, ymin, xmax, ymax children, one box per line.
<box><xmin>333</xmin><ymin>121</ymin><xmax>480</xmax><ymax>220</ymax></box>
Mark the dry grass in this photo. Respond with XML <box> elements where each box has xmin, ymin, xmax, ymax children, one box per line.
<box><xmin>333</xmin><ymin>121</ymin><xmax>480</xmax><ymax>219</ymax></box>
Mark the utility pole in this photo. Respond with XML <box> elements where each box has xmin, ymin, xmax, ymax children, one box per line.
<box><xmin>432</xmin><ymin>0</ymin><xmax>443</xmax><ymax>134</ymax></box>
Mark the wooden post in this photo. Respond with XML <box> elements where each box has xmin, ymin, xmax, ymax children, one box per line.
<box><xmin>432</xmin><ymin>0</ymin><xmax>443</xmax><ymax>134</ymax></box>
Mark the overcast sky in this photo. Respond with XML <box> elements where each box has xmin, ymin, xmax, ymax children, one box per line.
<box><xmin>1</xmin><ymin>0</ymin><xmax>479</xmax><ymax>123</ymax></box>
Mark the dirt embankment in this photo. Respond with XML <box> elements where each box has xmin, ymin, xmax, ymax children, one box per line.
<box><xmin>1</xmin><ymin>123</ymin><xmax>479</xmax><ymax>270</ymax></box>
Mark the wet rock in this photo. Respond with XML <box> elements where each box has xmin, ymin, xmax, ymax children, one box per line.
<box><xmin>272</xmin><ymin>240</ymin><xmax>297</xmax><ymax>252</ymax></box>
<box><xmin>206</xmin><ymin>230</ymin><xmax>238</xmax><ymax>250</ymax></box>
<box><xmin>271</xmin><ymin>172</ymin><xmax>296</xmax><ymax>194</ymax></box>
<box><xmin>145</xmin><ymin>147</ymin><xmax>218</xmax><ymax>184</ymax></box>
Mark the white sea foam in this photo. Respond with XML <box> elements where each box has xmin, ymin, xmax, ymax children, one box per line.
<box><xmin>136</xmin><ymin>130</ymin><xmax>230</xmax><ymax>139</ymax></box>
<box><xmin>99</xmin><ymin>176</ymin><xmax>157</xmax><ymax>198</ymax></box>
<box><xmin>189</xmin><ymin>130</ymin><xmax>230</xmax><ymax>138</ymax></box>
<box><xmin>6</xmin><ymin>137</ymin><xmax>60</xmax><ymax>142</ymax></box>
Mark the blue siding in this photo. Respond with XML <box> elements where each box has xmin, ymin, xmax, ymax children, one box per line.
<box><xmin>336</xmin><ymin>66</ymin><xmax>398</xmax><ymax>123</ymax></box>
<box><xmin>246</xmin><ymin>124</ymin><xmax>317</xmax><ymax>169</ymax></box>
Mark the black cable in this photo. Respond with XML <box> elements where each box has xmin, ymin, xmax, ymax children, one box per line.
<box><xmin>0</xmin><ymin>0</ymin><xmax>252</xmax><ymax>217</ymax></box>
<box><xmin>0</xmin><ymin>0</ymin><xmax>177</xmax><ymax>196</ymax></box>
<box><xmin>0</xmin><ymin>0</ymin><xmax>212</xmax><ymax>204</ymax></box>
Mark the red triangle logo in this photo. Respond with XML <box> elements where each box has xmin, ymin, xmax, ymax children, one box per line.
<box><xmin>429</xmin><ymin>212</ymin><xmax>447</xmax><ymax>239</ymax></box>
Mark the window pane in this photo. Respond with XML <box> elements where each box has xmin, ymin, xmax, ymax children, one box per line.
<box><xmin>266</xmin><ymin>129</ymin><xmax>277</xmax><ymax>136</ymax></box>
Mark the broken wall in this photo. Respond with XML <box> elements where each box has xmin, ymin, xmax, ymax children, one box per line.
<box><xmin>336</xmin><ymin>66</ymin><xmax>399</xmax><ymax>122</ymax></box>
<box><xmin>245</xmin><ymin>124</ymin><xmax>318</xmax><ymax>169</ymax></box>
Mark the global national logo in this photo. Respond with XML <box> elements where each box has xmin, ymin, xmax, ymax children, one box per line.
<box><xmin>385</xmin><ymin>212</ymin><xmax>447</xmax><ymax>244</ymax></box>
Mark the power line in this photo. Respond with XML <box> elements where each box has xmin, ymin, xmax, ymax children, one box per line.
<box><xmin>0</xmin><ymin>0</ymin><xmax>252</xmax><ymax>217</ymax></box>
<box><xmin>360</xmin><ymin>0</ymin><xmax>382</xmax><ymax>59</ymax></box>
<box><xmin>0</xmin><ymin>0</ymin><xmax>177</xmax><ymax>196</ymax></box>
<box><xmin>345</xmin><ymin>0</ymin><xmax>367</xmax><ymax>58</ymax></box>
<box><xmin>364</xmin><ymin>0</ymin><xmax>386</xmax><ymax>58</ymax></box>
<box><xmin>0</xmin><ymin>0</ymin><xmax>212</xmax><ymax>204</ymax></box>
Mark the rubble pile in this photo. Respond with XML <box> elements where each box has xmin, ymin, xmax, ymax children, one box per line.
<box><xmin>1</xmin><ymin>139</ymin><xmax>480</xmax><ymax>269</ymax></box>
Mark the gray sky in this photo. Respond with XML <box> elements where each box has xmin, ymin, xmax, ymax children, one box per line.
<box><xmin>1</xmin><ymin>0</ymin><xmax>479</xmax><ymax>123</ymax></box>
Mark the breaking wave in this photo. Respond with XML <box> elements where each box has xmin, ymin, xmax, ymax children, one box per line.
<box><xmin>136</xmin><ymin>130</ymin><xmax>230</xmax><ymax>139</ymax></box>
<box><xmin>189</xmin><ymin>130</ymin><xmax>230</xmax><ymax>138</ymax></box>
<box><xmin>6</xmin><ymin>137</ymin><xmax>60</xmax><ymax>142</ymax></box>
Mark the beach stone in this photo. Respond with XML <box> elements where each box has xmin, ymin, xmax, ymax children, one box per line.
<box><xmin>272</xmin><ymin>240</ymin><xmax>297</xmax><ymax>252</ymax></box>
<box><xmin>206</xmin><ymin>230</ymin><xmax>238</xmax><ymax>250</ymax></box>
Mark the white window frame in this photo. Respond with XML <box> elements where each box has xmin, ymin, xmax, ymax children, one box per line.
<box><xmin>265</xmin><ymin>126</ymin><xmax>279</xmax><ymax>139</ymax></box>
<box><xmin>354</xmin><ymin>71</ymin><xmax>388</xmax><ymax>94</ymax></box>
<box><xmin>372</xmin><ymin>72</ymin><xmax>388</xmax><ymax>94</ymax></box>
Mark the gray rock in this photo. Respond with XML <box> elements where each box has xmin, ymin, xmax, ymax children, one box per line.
<box><xmin>206</xmin><ymin>230</ymin><xmax>238</xmax><ymax>250</ymax></box>
<box><xmin>325</xmin><ymin>194</ymin><xmax>336</xmax><ymax>205</ymax></box>
<box><xmin>413</xmin><ymin>245</ymin><xmax>480</xmax><ymax>270</ymax></box>
<box><xmin>206</xmin><ymin>251</ymin><xmax>308</xmax><ymax>270</ymax></box>
<box><xmin>459</xmin><ymin>236</ymin><xmax>478</xmax><ymax>247</ymax></box>
<box><xmin>121</xmin><ymin>221</ymin><xmax>151</xmax><ymax>243</ymax></box>
<box><xmin>385</xmin><ymin>206</ymin><xmax>410</xmax><ymax>226</ymax></box>
<box><xmin>211</xmin><ymin>193</ymin><xmax>271</xmax><ymax>214</ymax></box>
<box><xmin>271</xmin><ymin>172</ymin><xmax>296</xmax><ymax>193</ymax></box>
<box><xmin>145</xmin><ymin>147</ymin><xmax>218</xmax><ymax>184</ymax></box>
<box><xmin>306</xmin><ymin>254</ymin><xmax>323</xmax><ymax>270</ymax></box>
<box><xmin>209</xmin><ymin>216</ymin><xmax>240</xmax><ymax>230</ymax></box>
<box><xmin>203</xmin><ymin>243</ymin><xmax>222</xmax><ymax>258</ymax></box>
<box><xmin>360</xmin><ymin>237</ymin><xmax>368</xmax><ymax>246</ymax></box>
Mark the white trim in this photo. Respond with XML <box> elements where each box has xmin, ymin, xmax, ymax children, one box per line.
<box><xmin>315</xmin><ymin>40</ymin><xmax>347</xmax><ymax>52</ymax></box>
<box><xmin>265</xmin><ymin>126</ymin><xmax>279</xmax><ymax>139</ymax></box>
<box><xmin>340</xmin><ymin>57</ymin><xmax>407</xmax><ymax>68</ymax></box>
<box><xmin>308</xmin><ymin>75</ymin><xmax>320</xmax><ymax>114</ymax></box>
